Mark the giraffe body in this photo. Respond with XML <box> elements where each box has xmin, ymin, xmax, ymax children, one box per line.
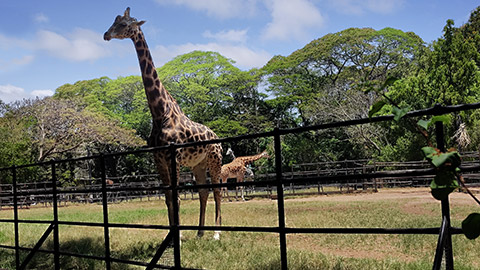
<box><xmin>221</xmin><ymin>150</ymin><xmax>269</xmax><ymax>201</ymax></box>
<box><xmin>104</xmin><ymin>8</ymin><xmax>222</xmax><ymax>239</ymax></box>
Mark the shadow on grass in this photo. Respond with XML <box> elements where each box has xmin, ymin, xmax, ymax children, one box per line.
<box><xmin>8</xmin><ymin>237</ymin><xmax>173</xmax><ymax>270</ymax></box>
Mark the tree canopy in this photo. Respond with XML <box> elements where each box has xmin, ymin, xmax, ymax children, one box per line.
<box><xmin>2</xmin><ymin>5</ymin><xmax>480</xmax><ymax>177</ymax></box>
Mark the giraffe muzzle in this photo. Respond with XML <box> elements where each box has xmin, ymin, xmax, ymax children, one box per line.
<box><xmin>103</xmin><ymin>32</ymin><xmax>112</xmax><ymax>41</ymax></box>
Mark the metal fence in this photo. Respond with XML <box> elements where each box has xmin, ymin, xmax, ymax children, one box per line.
<box><xmin>2</xmin><ymin>102</ymin><xmax>480</xmax><ymax>269</ymax></box>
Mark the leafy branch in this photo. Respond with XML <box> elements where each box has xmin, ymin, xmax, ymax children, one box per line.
<box><xmin>366</xmin><ymin>77</ymin><xmax>480</xmax><ymax>240</ymax></box>
<box><xmin>366</xmin><ymin>78</ymin><xmax>432</xmax><ymax>146</ymax></box>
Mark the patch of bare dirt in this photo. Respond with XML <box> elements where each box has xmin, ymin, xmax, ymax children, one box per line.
<box><xmin>280</xmin><ymin>187</ymin><xmax>478</xmax><ymax>207</ymax></box>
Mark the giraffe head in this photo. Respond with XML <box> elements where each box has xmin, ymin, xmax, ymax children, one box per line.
<box><xmin>259</xmin><ymin>150</ymin><xmax>270</xmax><ymax>159</ymax></box>
<box><xmin>104</xmin><ymin>7</ymin><xmax>145</xmax><ymax>41</ymax></box>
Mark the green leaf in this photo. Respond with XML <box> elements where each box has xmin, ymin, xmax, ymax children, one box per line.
<box><xmin>434</xmin><ymin>169</ymin><xmax>456</xmax><ymax>186</ymax></box>
<box><xmin>462</xmin><ymin>213</ymin><xmax>480</xmax><ymax>240</ymax></box>
<box><xmin>382</xmin><ymin>77</ymin><xmax>398</xmax><ymax>88</ymax></box>
<box><xmin>431</xmin><ymin>151</ymin><xmax>461</xmax><ymax>168</ymax></box>
<box><xmin>421</xmin><ymin>146</ymin><xmax>438</xmax><ymax>159</ymax></box>
<box><xmin>430</xmin><ymin>179</ymin><xmax>459</xmax><ymax>200</ymax></box>
<box><xmin>446</xmin><ymin>151</ymin><xmax>461</xmax><ymax>168</ymax></box>
<box><xmin>431</xmin><ymin>153</ymin><xmax>450</xmax><ymax>168</ymax></box>
<box><xmin>417</xmin><ymin>119</ymin><xmax>431</xmax><ymax>130</ymax></box>
<box><xmin>417</xmin><ymin>115</ymin><xmax>451</xmax><ymax>130</ymax></box>
<box><xmin>431</xmin><ymin>115</ymin><xmax>450</xmax><ymax>125</ymax></box>
<box><xmin>393</xmin><ymin>106</ymin><xmax>409</xmax><ymax>121</ymax></box>
<box><xmin>368</xmin><ymin>100</ymin><xmax>387</xmax><ymax>118</ymax></box>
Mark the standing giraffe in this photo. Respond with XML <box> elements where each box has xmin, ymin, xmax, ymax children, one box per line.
<box><xmin>104</xmin><ymin>8</ymin><xmax>223</xmax><ymax>240</ymax></box>
<box><xmin>220</xmin><ymin>150</ymin><xmax>269</xmax><ymax>201</ymax></box>
<box><xmin>226</xmin><ymin>148</ymin><xmax>254</xmax><ymax>181</ymax></box>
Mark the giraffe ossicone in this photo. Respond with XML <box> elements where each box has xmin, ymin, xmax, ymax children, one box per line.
<box><xmin>104</xmin><ymin>7</ymin><xmax>223</xmax><ymax>240</ymax></box>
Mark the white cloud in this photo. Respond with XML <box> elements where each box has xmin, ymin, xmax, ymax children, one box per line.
<box><xmin>330</xmin><ymin>0</ymin><xmax>404</xmax><ymax>15</ymax></box>
<box><xmin>0</xmin><ymin>85</ymin><xmax>24</xmax><ymax>95</ymax></box>
<box><xmin>262</xmin><ymin>0</ymin><xmax>325</xmax><ymax>41</ymax></box>
<box><xmin>12</xmin><ymin>55</ymin><xmax>35</xmax><ymax>66</ymax></box>
<box><xmin>151</xmin><ymin>43</ymin><xmax>271</xmax><ymax>69</ymax></box>
<box><xmin>1</xmin><ymin>28</ymin><xmax>110</xmax><ymax>63</ymax></box>
<box><xmin>0</xmin><ymin>85</ymin><xmax>54</xmax><ymax>104</ymax></box>
<box><xmin>31</xmin><ymin>90</ymin><xmax>54</xmax><ymax>98</ymax></box>
<box><xmin>0</xmin><ymin>55</ymin><xmax>35</xmax><ymax>72</ymax></box>
<box><xmin>34</xmin><ymin>13</ymin><xmax>49</xmax><ymax>23</ymax></box>
<box><xmin>0</xmin><ymin>84</ymin><xmax>26</xmax><ymax>103</ymax></box>
<box><xmin>203</xmin><ymin>29</ymin><xmax>249</xmax><ymax>44</ymax></box>
<box><xmin>159</xmin><ymin>0</ymin><xmax>324</xmax><ymax>42</ymax></box>
<box><xmin>0</xmin><ymin>33</ymin><xmax>30</xmax><ymax>50</ymax></box>
<box><xmin>35</xmin><ymin>28</ymin><xmax>110</xmax><ymax>62</ymax></box>
<box><xmin>157</xmin><ymin>0</ymin><xmax>258</xmax><ymax>18</ymax></box>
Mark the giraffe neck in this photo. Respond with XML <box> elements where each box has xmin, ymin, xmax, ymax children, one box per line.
<box><xmin>131</xmin><ymin>30</ymin><xmax>182</xmax><ymax>127</ymax></box>
<box><xmin>238</xmin><ymin>152</ymin><xmax>267</xmax><ymax>165</ymax></box>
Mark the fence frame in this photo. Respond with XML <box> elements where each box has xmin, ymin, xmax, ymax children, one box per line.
<box><xmin>2</xmin><ymin>102</ymin><xmax>480</xmax><ymax>269</ymax></box>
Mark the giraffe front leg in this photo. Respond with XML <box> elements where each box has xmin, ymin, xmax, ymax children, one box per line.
<box><xmin>164</xmin><ymin>188</ymin><xmax>183</xmax><ymax>241</ymax></box>
<box><xmin>237</xmin><ymin>175</ymin><xmax>245</xmax><ymax>201</ymax></box>
<box><xmin>193</xmin><ymin>164</ymin><xmax>209</xmax><ymax>238</ymax></box>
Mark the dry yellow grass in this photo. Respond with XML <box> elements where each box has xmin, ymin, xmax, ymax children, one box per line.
<box><xmin>0</xmin><ymin>187</ymin><xmax>479</xmax><ymax>269</ymax></box>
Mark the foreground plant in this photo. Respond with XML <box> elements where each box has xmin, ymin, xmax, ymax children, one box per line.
<box><xmin>368</xmin><ymin>77</ymin><xmax>480</xmax><ymax>241</ymax></box>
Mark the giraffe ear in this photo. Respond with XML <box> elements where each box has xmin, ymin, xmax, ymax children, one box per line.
<box><xmin>136</xmin><ymin>20</ymin><xmax>146</xmax><ymax>27</ymax></box>
<box><xmin>124</xmin><ymin>7</ymin><xmax>131</xmax><ymax>18</ymax></box>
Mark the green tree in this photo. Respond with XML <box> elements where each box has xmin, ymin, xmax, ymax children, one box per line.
<box><xmin>55</xmin><ymin>76</ymin><xmax>153</xmax><ymax>140</ymax></box>
<box><xmin>158</xmin><ymin>51</ymin><xmax>273</xmax><ymax>155</ymax></box>
<box><xmin>55</xmin><ymin>76</ymin><xmax>112</xmax><ymax>113</ymax></box>
<box><xmin>426</xmin><ymin>20</ymin><xmax>480</xmax><ymax>106</ymax></box>
<box><xmin>262</xmin><ymin>28</ymin><xmax>425</xmax><ymax>162</ymax></box>
<box><xmin>0</xmin><ymin>101</ymin><xmax>36</xmax><ymax>168</ymax></box>
<box><xmin>376</xmin><ymin>18</ymin><xmax>480</xmax><ymax>160</ymax></box>
<box><xmin>263</xmin><ymin>27</ymin><xmax>425</xmax><ymax>128</ymax></box>
<box><xmin>461</xmin><ymin>6</ymin><xmax>480</xmax><ymax>64</ymax></box>
<box><xmin>158</xmin><ymin>51</ymin><xmax>238</xmax><ymax>123</ymax></box>
<box><xmin>101</xmin><ymin>76</ymin><xmax>151</xmax><ymax>140</ymax></box>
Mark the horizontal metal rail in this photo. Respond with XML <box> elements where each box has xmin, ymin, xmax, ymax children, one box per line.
<box><xmin>0</xmin><ymin>218</ymin><xmax>464</xmax><ymax>235</ymax></box>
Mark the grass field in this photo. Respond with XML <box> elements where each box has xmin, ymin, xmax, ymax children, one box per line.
<box><xmin>1</xmin><ymin>187</ymin><xmax>480</xmax><ymax>269</ymax></box>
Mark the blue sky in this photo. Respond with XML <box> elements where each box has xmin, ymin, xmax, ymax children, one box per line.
<box><xmin>0</xmin><ymin>0</ymin><xmax>478</xmax><ymax>103</ymax></box>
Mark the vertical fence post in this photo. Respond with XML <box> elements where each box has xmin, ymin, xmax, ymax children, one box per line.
<box><xmin>51</xmin><ymin>162</ymin><xmax>60</xmax><ymax>270</ymax></box>
<box><xmin>274</xmin><ymin>128</ymin><xmax>288</xmax><ymax>270</ymax></box>
<box><xmin>12</xmin><ymin>166</ymin><xmax>20</xmax><ymax>269</ymax></box>
<box><xmin>170</xmin><ymin>144</ymin><xmax>181</xmax><ymax>269</ymax></box>
<box><xmin>99</xmin><ymin>154</ymin><xmax>111</xmax><ymax>270</ymax></box>
<box><xmin>434</xmin><ymin>120</ymin><xmax>454</xmax><ymax>269</ymax></box>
